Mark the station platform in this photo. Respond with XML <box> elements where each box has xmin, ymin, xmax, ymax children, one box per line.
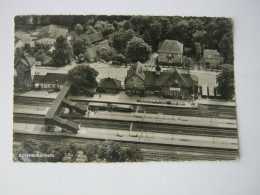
<box><xmin>86</xmin><ymin>111</ymin><xmax>237</xmax><ymax>129</ymax></box>
<box><xmin>13</xmin><ymin>123</ymin><xmax>239</xmax><ymax>150</ymax></box>
<box><xmin>13</xmin><ymin>105</ymin><xmax>237</xmax><ymax>129</ymax></box>
<box><xmin>13</xmin><ymin>105</ymin><xmax>49</xmax><ymax>115</ymax></box>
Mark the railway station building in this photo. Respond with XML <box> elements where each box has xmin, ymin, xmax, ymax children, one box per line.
<box><xmin>125</xmin><ymin>62</ymin><xmax>198</xmax><ymax>99</ymax></box>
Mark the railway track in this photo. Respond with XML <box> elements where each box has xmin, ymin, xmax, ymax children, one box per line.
<box><xmin>13</xmin><ymin>113</ymin><xmax>45</xmax><ymax>124</ymax></box>
<box><xmin>13</xmin><ymin>113</ymin><xmax>238</xmax><ymax>138</ymax></box>
<box><xmin>13</xmin><ymin>96</ymin><xmax>54</xmax><ymax>107</ymax></box>
<box><xmin>13</xmin><ymin>133</ymin><xmax>238</xmax><ymax>161</ymax></box>
<box><xmin>14</xmin><ymin>96</ymin><xmax>237</xmax><ymax>119</ymax></box>
<box><xmin>138</xmin><ymin>104</ymin><xmax>237</xmax><ymax>119</ymax></box>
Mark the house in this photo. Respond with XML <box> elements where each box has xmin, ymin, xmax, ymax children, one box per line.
<box><xmin>203</xmin><ymin>49</ymin><xmax>224</xmax><ymax>69</ymax></box>
<box><xmin>15</xmin><ymin>30</ymin><xmax>35</xmax><ymax>48</ymax></box>
<box><xmin>85</xmin><ymin>40</ymin><xmax>115</xmax><ymax>62</ymax></box>
<box><xmin>35</xmin><ymin>38</ymin><xmax>56</xmax><ymax>45</ymax></box>
<box><xmin>32</xmin><ymin>73</ymin><xmax>67</xmax><ymax>89</ymax></box>
<box><xmin>157</xmin><ymin>40</ymin><xmax>183</xmax><ymax>65</ymax></box>
<box><xmin>14</xmin><ymin>54</ymin><xmax>36</xmax><ymax>88</ymax></box>
<box><xmin>85</xmin><ymin>32</ymin><xmax>103</xmax><ymax>45</ymax></box>
<box><xmin>36</xmin><ymin>25</ymin><xmax>68</xmax><ymax>39</ymax></box>
<box><xmin>96</xmin><ymin>77</ymin><xmax>121</xmax><ymax>93</ymax></box>
<box><xmin>125</xmin><ymin>63</ymin><xmax>198</xmax><ymax>99</ymax></box>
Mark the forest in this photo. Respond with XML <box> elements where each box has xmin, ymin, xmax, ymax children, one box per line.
<box><xmin>15</xmin><ymin>15</ymin><xmax>234</xmax><ymax>65</ymax></box>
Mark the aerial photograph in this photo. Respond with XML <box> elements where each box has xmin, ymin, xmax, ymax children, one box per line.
<box><xmin>13</xmin><ymin>15</ymin><xmax>238</xmax><ymax>162</ymax></box>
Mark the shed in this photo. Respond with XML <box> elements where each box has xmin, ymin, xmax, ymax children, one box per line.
<box><xmin>97</xmin><ymin>77</ymin><xmax>121</xmax><ymax>93</ymax></box>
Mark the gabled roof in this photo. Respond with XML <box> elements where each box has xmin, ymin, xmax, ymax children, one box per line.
<box><xmin>158</xmin><ymin>40</ymin><xmax>183</xmax><ymax>54</ymax></box>
<box><xmin>144</xmin><ymin>70</ymin><xmax>198</xmax><ymax>88</ymax></box>
<box><xmin>125</xmin><ymin>62</ymin><xmax>146</xmax><ymax>82</ymax></box>
<box><xmin>85</xmin><ymin>32</ymin><xmax>103</xmax><ymax>45</ymax></box>
<box><xmin>36</xmin><ymin>25</ymin><xmax>68</xmax><ymax>39</ymax></box>
<box><xmin>144</xmin><ymin>71</ymin><xmax>172</xmax><ymax>87</ymax></box>
<box><xmin>179</xmin><ymin>73</ymin><xmax>198</xmax><ymax>87</ymax></box>
<box><xmin>203</xmin><ymin>49</ymin><xmax>224</xmax><ymax>59</ymax></box>
<box><xmin>85</xmin><ymin>40</ymin><xmax>114</xmax><ymax>60</ymax></box>
<box><xmin>15</xmin><ymin>55</ymin><xmax>36</xmax><ymax>68</ymax></box>
<box><xmin>98</xmin><ymin>77</ymin><xmax>121</xmax><ymax>89</ymax></box>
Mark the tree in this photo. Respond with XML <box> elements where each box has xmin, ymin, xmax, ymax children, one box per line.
<box><xmin>71</xmin><ymin>37</ymin><xmax>86</xmax><ymax>56</ymax></box>
<box><xmin>149</xmin><ymin>21</ymin><xmax>163</xmax><ymax>51</ymax></box>
<box><xmin>216</xmin><ymin>68</ymin><xmax>235</xmax><ymax>100</ymax></box>
<box><xmin>98</xmin><ymin>141</ymin><xmax>126</xmax><ymax>162</ymax></box>
<box><xmin>112</xmin><ymin>53</ymin><xmax>125</xmax><ymax>64</ymax></box>
<box><xmin>52</xmin><ymin>36</ymin><xmax>72</xmax><ymax>66</ymax></box>
<box><xmin>50</xmin><ymin>147</ymin><xmax>67</xmax><ymax>162</ymax></box>
<box><xmin>83</xmin><ymin>143</ymin><xmax>99</xmax><ymax>162</ymax></box>
<box><xmin>193</xmin><ymin>42</ymin><xmax>202</xmax><ymax>61</ymax></box>
<box><xmin>14</xmin><ymin>47</ymin><xmax>24</xmax><ymax>64</ymax></box>
<box><xmin>84</xmin><ymin>25</ymin><xmax>96</xmax><ymax>35</ymax></box>
<box><xmin>110</xmin><ymin>29</ymin><xmax>135</xmax><ymax>53</ymax></box>
<box><xmin>125</xmin><ymin>146</ymin><xmax>144</xmax><ymax>162</ymax></box>
<box><xmin>94</xmin><ymin>21</ymin><xmax>115</xmax><ymax>38</ymax></box>
<box><xmin>218</xmin><ymin>34</ymin><xmax>234</xmax><ymax>64</ymax></box>
<box><xmin>18</xmin><ymin>141</ymin><xmax>39</xmax><ymax>162</ymax></box>
<box><xmin>125</xmin><ymin>37</ymin><xmax>151</xmax><ymax>63</ymax></box>
<box><xmin>75</xmin><ymin>23</ymin><xmax>84</xmax><ymax>35</ymax></box>
<box><xmin>67</xmin><ymin>65</ymin><xmax>98</xmax><ymax>95</ymax></box>
<box><xmin>98</xmin><ymin>49</ymin><xmax>114</xmax><ymax>62</ymax></box>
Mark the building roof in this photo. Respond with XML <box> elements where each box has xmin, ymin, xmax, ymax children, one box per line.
<box><xmin>40</xmin><ymin>73</ymin><xmax>67</xmax><ymax>85</ymax></box>
<box><xmin>144</xmin><ymin>70</ymin><xmax>198</xmax><ymax>88</ymax></box>
<box><xmin>158</xmin><ymin>40</ymin><xmax>183</xmax><ymax>54</ymax></box>
<box><xmin>36</xmin><ymin>25</ymin><xmax>68</xmax><ymax>39</ymax></box>
<box><xmin>32</xmin><ymin>75</ymin><xmax>45</xmax><ymax>83</ymax></box>
<box><xmin>125</xmin><ymin>62</ymin><xmax>146</xmax><ymax>82</ymax></box>
<box><xmin>15</xmin><ymin>55</ymin><xmax>36</xmax><ymax>69</ymax></box>
<box><xmin>203</xmin><ymin>49</ymin><xmax>224</xmax><ymax>59</ymax></box>
<box><xmin>85</xmin><ymin>32</ymin><xmax>103</xmax><ymax>45</ymax></box>
<box><xmin>98</xmin><ymin>77</ymin><xmax>121</xmax><ymax>89</ymax></box>
<box><xmin>85</xmin><ymin>40</ymin><xmax>112</xmax><ymax>60</ymax></box>
<box><xmin>36</xmin><ymin>38</ymin><xmax>56</xmax><ymax>44</ymax></box>
<box><xmin>179</xmin><ymin>73</ymin><xmax>198</xmax><ymax>87</ymax></box>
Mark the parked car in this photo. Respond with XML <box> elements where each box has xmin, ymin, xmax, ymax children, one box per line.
<box><xmin>112</xmin><ymin>61</ymin><xmax>122</xmax><ymax>65</ymax></box>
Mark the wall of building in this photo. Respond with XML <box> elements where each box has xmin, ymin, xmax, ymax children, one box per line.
<box><xmin>158</xmin><ymin>53</ymin><xmax>182</xmax><ymax>64</ymax></box>
<box><xmin>125</xmin><ymin>75</ymin><xmax>145</xmax><ymax>89</ymax></box>
<box><xmin>162</xmin><ymin>87</ymin><xmax>198</xmax><ymax>99</ymax></box>
<box><xmin>204</xmin><ymin>58</ymin><xmax>223</xmax><ymax>69</ymax></box>
<box><xmin>96</xmin><ymin>87</ymin><xmax>119</xmax><ymax>93</ymax></box>
<box><xmin>34</xmin><ymin>83</ymin><xmax>63</xmax><ymax>89</ymax></box>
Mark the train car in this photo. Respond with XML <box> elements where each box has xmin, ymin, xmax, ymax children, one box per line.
<box><xmin>88</xmin><ymin>102</ymin><xmax>109</xmax><ymax>110</ymax></box>
<box><xmin>109</xmin><ymin>104</ymin><xmax>134</xmax><ymax>112</ymax></box>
